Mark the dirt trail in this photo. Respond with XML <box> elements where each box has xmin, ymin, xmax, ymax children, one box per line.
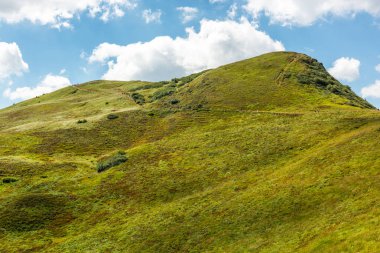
<box><xmin>275</xmin><ymin>54</ymin><xmax>303</xmax><ymax>85</ymax></box>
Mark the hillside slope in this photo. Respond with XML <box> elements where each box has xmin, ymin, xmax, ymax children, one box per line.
<box><xmin>160</xmin><ymin>52</ymin><xmax>373</xmax><ymax>111</ymax></box>
<box><xmin>0</xmin><ymin>52</ymin><xmax>379</xmax><ymax>252</ymax></box>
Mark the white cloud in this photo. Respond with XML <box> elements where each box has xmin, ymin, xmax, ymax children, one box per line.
<box><xmin>89</xmin><ymin>18</ymin><xmax>284</xmax><ymax>81</ymax></box>
<box><xmin>0</xmin><ymin>0</ymin><xmax>137</xmax><ymax>28</ymax></box>
<box><xmin>4</xmin><ymin>74</ymin><xmax>71</xmax><ymax>100</ymax></box>
<box><xmin>177</xmin><ymin>7</ymin><xmax>198</xmax><ymax>23</ymax></box>
<box><xmin>89</xmin><ymin>43</ymin><xmax>125</xmax><ymax>63</ymax></box>
<box><xmin>227</xmin><ymin>4</ymin><xmax>238</xmax><ymax>19</ymax></box>
<box><xmin>0</xmin><ymin>42</ymin><xmax>28</xmax><ymax>80</ymax></box>
<box><xmin>82</xmin><ymin>67</ymin><xmax>89</xmax><ymax>74</ymax></box>
<box><xmin>209</xmin><ymin>0</ymin><xmax>225</xmax><ymax>3</ymax></box>
<box><xmin>245</xmin><ymin>0</ymin><xmax>380</xmax><ymax>26</ymax></box>
<box><xmin>375</xmin><ymin>64</ymin><xmax>380</xmax><ymax>73</ymax></box>
<box><xmin>142</xmin><ymin>9</ymin><xmax>162</xmax><ymax>24</ymax></box>
<box><xmin>361</xmin><ymin>80</ymin><xmax>380</xmax><ymax>99</ymax></box>
<box><xmin>328</xmin><ymin>57</ymin><xmax>360</xmax><ymax>82</ymax></box>
<box><xmin>80</xmin><ymin>51</ymin><xmax>88</xmax><ymax>59</ymax></box>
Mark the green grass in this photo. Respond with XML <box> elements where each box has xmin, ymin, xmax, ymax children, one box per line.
<box><xmin>0</xmin><ymin>52</ymin><xmax>379</xmax><ymax>252</ymax></box>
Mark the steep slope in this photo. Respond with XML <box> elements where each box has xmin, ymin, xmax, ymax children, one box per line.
<box><xmin>0</xmin><ymin>52</ymin><xmax>379</xmax><ymax>253</ymax></box>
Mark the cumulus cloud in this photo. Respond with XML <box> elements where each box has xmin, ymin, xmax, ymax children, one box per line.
<box><xmin>177</xmin><ymin>7</ymin><xmax>198</xmax><ymax>23</ymax></box>
<box><xmin>89</xmin><ymin>18</ymin><xmax>284</xmax><ymax>81</ymax></box>
<box><xmin>142</xmin><ymin>9</ymin><xmax>162</xmax><ymax>24</ymax></box>
<box><xmin>375</xmin><ymin>64</ymin><xmax>380</xmax><ymax>73</ymax></box>
<box><xmin>361</xmin><ymin>80</ymin><xmax>380</xmax><ymax>99</ymax></box>
<box><xmin>245</xmin><ymin>0</ymin><xmax>380</xmax><ymax>26</ymax></box>
<box><xmin>89</xmin><ymin>43</ymin><xmax>125</xmax><ymax>63</ymax></box>
<box><xmin>209</xmin><ymin>0</ymin><xmax>226</xmax><ymax>3</ymax></box>
<box><xmin>3</xmin><ymin>74</ymin><xmax>71</xmax><ymax>100</ymax></box>
<box><xmin>328</xmin><ymin>57</ymin><xmax>360</xmax><ymax>82</ymax></box>
<box><xmin>0</xmin><ymin>0</ymin><xmax>137</xmax><ymax>28</ymax></box>
<box><xmin>0</xmin><ymin>42</ymin><xmax>28</xmax><ymax>80</ymax></box>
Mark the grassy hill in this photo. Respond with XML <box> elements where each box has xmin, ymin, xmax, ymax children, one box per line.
<box><xmin>0</xmin><ymin>52</ymin><xmax>379</xmax><ymax>252</ymax></box>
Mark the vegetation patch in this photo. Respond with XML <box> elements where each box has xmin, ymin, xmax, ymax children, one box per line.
<box><xmin>107</xmin><ymin>114</ymin><xmax>119</xmax><ymax>120</ymax></box>
<box><xmin>77</xmin><ymin>119</ymin><xmax>88</xmax><ymax>124</ymax></box>
<box><xmin>129</xmin><ymin>71</ymin><xmax>207</xmax><ymax>93</ymax></box>
<box><xmin>151</xmin><ymin>87</ymin><xmax>176</xmax><ymax>101</ymax></box>
<box><xmin>131</xmin><ymin>92</ymin><xmax>146</xmax><ymax>105</ymax></box>
<box><xmin>169</xmin><ymin>99</ymin><xmax>180</xmax><ymax>105</ymax></box>
<box><xmin>0</xmin><ymin>193</ymin><xmax>68</xmax><ymax>232</ymax></box>
<box><xmin>296</xmin><ymin>57</ymin><xmax>374</xmax><ymax>109</ymax></box>
<box><xmin>97</xmin><ymin>151</ymin><xmax>128</xmax><ymax>173</ymax></box>
<box><xmin>2</xmin><ymin>177</ymin><xmax>18</xmax><ymax>184</ymax></box>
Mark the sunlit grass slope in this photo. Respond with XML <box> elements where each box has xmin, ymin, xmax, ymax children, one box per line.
<box><xmin>0</xmin><ymin>52</ymin><xmax>379</xmax><ymax>252</ymax></box>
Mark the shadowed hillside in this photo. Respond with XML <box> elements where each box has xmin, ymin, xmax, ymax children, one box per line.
<box><xmin>1</xmin><ymin>52</ymin><xmax>379</xmax><ymax>252</ymax></box>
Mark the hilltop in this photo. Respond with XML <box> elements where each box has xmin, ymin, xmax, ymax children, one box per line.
<box><xmin>0</xmin><ymin>52</ymin><xmax>379</xmax><ymax>252</ymax></box>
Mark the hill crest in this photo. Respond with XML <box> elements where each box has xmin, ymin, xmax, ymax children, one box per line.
<box><xmin>0</xmin><ymin>52</ymin><xmax>374</xmax><ymax>132</ymax></box>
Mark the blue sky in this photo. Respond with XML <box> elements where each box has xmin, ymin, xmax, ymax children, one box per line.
<box><xmin>1</xmin><ymin>0</ymin><xmax>380</xmax><ymax>108</ymax></box>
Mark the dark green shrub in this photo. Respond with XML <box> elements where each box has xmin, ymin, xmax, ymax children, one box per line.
<box><xmin>131</xmin><ymin>93</ymin><xmax>146</xmax><ymax>105</ymax></box>
<box><xmin>194</xmin><ymin>104</ymin><xmax>204</xmax><ymax>110</ymax></box>
<box><xmin>97</xmin><ymin>151</ymin><xmax>128</xmax><ymax>173</ymax></box>
<box><xmin>77</xmin><ymin>119</ymin><xmax>88</xmax><ymax>124</ymax></box>
<box><xmin>315</xmin><ymin>77</ymin><xmax>328</xmax><ymax>86</ymax></box>
<box><xmin>70</xmin><ymin>89</ymin><xmax>78</xmax><ymax>94</ymax></box>
<box><xmin>297</xmin><ymin>74</ymin><xmax>312</xmax><ymax>84</ymax></box>
<box><xmin>151</xmin><ymin>88</ymin><xmax>176</xmax><ymax>101</ymax></box>
<box><xmin>2</xmin><ymin>177</ymin><xmax>18</xmax><ymax>184</ymax></box>
<box><xmin>107</xmin><ymin>114</ymin><xmax>119</xmax><ymax>120</ymax></box>
<box><xmin>170</xmin><ymin>99</ymin><xmax>180</xmax><ymax>105</ymax></box>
